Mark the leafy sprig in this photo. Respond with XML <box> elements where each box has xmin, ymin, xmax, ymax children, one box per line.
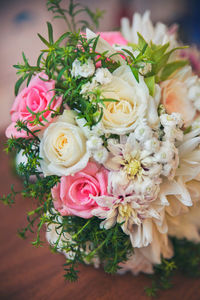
<box><xmin>127</xmin><ymin>33</ymin><xmax>188</xmax><ymax>95</ymax></box>
<box><xmin>47</xmin><ymin>0</ymin><xmax>104</xmax><ymax>32</ymax></box>
<box><xmin>45</xmin><ymin>209</ymin><xmax>133</xmax><ymax>280</ymax></box>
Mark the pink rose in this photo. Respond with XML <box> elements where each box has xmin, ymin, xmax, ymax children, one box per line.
<box><xmin>52</xmin><ymin>162</ymin><xmax>108</xmax><ymax>219</ymax></box>
<box><xmin>6</xmin><ymin>73</ymin><xmax>62</xmax><ymax>138</ymax></box>
<box><xmin>99</xmin><ymin>32</ymin><xmax>127</xmax><ymax>46</ymax></box>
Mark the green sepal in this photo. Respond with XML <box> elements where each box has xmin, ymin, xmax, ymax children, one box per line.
<box><xmin>160</xmin><ymin>60</ymin><xmax>188</xmax><ymax>81</ymax></box>
<box><xmin>144</xmin><ymin>75</ymin><xmax>155</xmax><ymax>96</ymax></box>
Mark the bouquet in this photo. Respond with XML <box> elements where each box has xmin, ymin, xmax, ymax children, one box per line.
<box><xmin>2</xmin><ymin>0</ymin><xmax>200</xmax><ymax>296</ymax></box>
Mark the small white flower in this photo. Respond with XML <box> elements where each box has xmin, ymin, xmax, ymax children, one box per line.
<box><xmin>154</xmin><ymin>141</ymin><xmax>174</xmax><ymax>164</ymax></box>
<box><xmin>160</xmin><ymin>113</ymin><xmax>183</xmax><ymax>128</ymax></box>
<box><xmin>143</xmin><ymin>138</ymin><xmax>160</xmax><ymax>154</ymax></box>
<box><xmin>80</xmin><ymin>79</ymin><xmax>98</xmax><ymax>99</ymax></box>
<box><xmin>93</xmin><ymin>147</ymin><xmax>108</xmax><ymax>164</ymax></box>
<box><xmin>87</xmin><ymin>136</ymin><xmax>103</xmax><ymax>151</ymax></box>
<box><xmin>76</xmin><ymin>117</ymin><xmax>104</xmax><ymax>139</ymax></box>
<box><xmin>160</xmin><ymin>113</ymin><xmax>183</xmax><ymax>142</ymax></box>
<box><xmin>71</xmin><ymin>58</ymin><xmax>95</xmax><ymax>78</ymax></box>
<box><xmin>134</xmin><ymin>121</ymin><xmax>153</xmax><ymax>143</ymax></box>
<box><xmin>94</xmin><ymin>68</ymin><xmax>112</xmax><ymax>85</ymax></box>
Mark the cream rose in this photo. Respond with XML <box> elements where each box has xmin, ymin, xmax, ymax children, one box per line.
<box><xmin>39</xmin><ymin>110</ymin><xmax>90</xmax><ymax>176</ymax></box>
<box><xmin>99</xmin><ymin>65</ymin><xmax>159</xmax><ymax>134</ymax></box>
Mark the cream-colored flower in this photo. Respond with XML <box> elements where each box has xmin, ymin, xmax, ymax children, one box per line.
<box><xmin>117</xmin><ymin>248</ymin><xmax>154</xmax><ymax>275</ymax></box>
<box><xmin>39</xmin><ymin>110</ymin><xmax>90</xmax><ymax>176</ymax></box>
<box><xmin>99</xmin><ymin>65</ymin><xmax>159</xmax><ymax>134</ymax></box>
<box><xmin>92</xmin><ymin>168</ymin><xmax>168</xmax><ymax>249</ymax></box>
<box><xmin>159</xmin><ymin>126</ymin><xmax>200</xmax><ymax>217</ymax></box>
<box><xmin>121</xmin><ymin>11</ymin><xmax>177</xmax><ymax>48</ymax></box>
<box><xmin>92</xmin><ymin>191</ymin><xmax>166</xmax><ymax>248</ymax></box>
<box><xmin>118</xmin><ymin>224</ymin><xmax>173</xmax><ymax>275</ymax></box>
<box><xmin>167</xmin><ymin>201</ymin><xmax>200</xmax><ymax>242</ymax></box>
<box><xmin>161</xmin><ymin>66</ymin><xmax>200</xmax><ymax>126</ymax></box>
<box><xmin>105</xmin><ymin>130</ymin><xmax>179</xmax><ymax>184</ymax></box>
<box><xmin>71</xmin><ymin>58</ymin><xmax>95</xmax><ymax>78</ymax></box>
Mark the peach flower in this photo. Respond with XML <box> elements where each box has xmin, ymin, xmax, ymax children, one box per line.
<box><xmin>161</xmin><ymin>66</ymin><xmax>200</xmax><ymax>126</ymax></box>
<box><xmin>161</xmin><ymin>79</ymin><xmax>195</xmax><ymax>126</ymax></box>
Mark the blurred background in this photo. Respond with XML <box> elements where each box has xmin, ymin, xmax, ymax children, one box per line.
<box><xmin>0</xmin><ymin>0</ymin><xmax>200</xmax><ymax>132</ymax></box>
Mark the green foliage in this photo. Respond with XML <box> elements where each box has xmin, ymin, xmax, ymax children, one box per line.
<box><xmin>172</xmin><ymin>238</ymin><xmax>200</xmax><ymax>277</ymax></box>
<box><xmin>0</xmin><ymin>185</ymin><xmax>17</xmax><ymax>206</ymax></box>
<box><xmin>47</xmin><ymin>0</ymin><xmax>104</xmax><ymax>32</ymax></box>
<box><xmin>128</xmin><ymin>33</ymin><xmax>188</xmax><ymax>95</ymax></box>
<box><xmin>144</xmin><ymin>76</ymin><xmax>155</xmax><ymax>96</ymax></box>
<box><xmin>145</xmin><ymin>238</ymin><xmax>200</xmax><ymax>297</ymax></box>
<box><xmin>45</xmin><ymin>209</ymin><xmax>133</xmax><ymax>280</ymax></box>
<box><xmin>160</xmin><ymin>60</ymin><xmax>188</xmax><ymax>81</ymax></box>
<box><xmin>13</xmin><ymin>26</ymin><xmax>121</xmax><ymax>127</ymax></box>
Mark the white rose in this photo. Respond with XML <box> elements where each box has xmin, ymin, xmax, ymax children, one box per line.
<box><xmin>99</xmin><ymin>65</ymin><xmax>159</xmax><ymax>134</ymax></box>
<box><xmin>39</xmin><ymin>110</ymin><xmax>90</xmax><ymax>176</ymax></box>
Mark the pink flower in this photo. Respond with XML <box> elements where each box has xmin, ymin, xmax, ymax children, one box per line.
<box><xmin>52</xmin><ymin>162</ymin><xmax>108</xmax><ymax>219</ymax></box>
<box><xmin>98</xmin><ymin>32</ymin><xmax>127</xmax><ymax>46</ymax></box>
<box><xmin>94</xmin><ymin>32</ymin><xmax>127</xmax><ymax>68</ymax></box>
<box><xmin>6</xmin><ymin>73</ymin><xmax>62</xmax><ymax>138</ymax></box>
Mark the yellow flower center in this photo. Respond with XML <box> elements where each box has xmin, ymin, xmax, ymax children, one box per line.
<box><xmin>118</xmin><ymin>203</ymin><xmax>133</xmax><ymax>219</ymax></box>
<box><xmin>55</xmin><ymin>134</ymin><xmax>68</xmax><ymax>156</ymax></box>
<box><xmin>106</xmin><ymin>100</ymin><xmax>133</xmax><ymax>114</ymax></box>
<box><xmin>124</xmin><ymin>158</ymin><xmax>142</xmax><ymax>178</ymax></box>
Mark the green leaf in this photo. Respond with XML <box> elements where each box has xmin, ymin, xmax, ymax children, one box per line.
<box><xmin>37</xmin><ymin>52</ymin><xmax>44</xmax><ymax>68</ymax></box>
<box><xmin>92</xmin><ymin>35</ymin><xmax>100</xmax><ymax>51</ymax></box>
<box><xmin>150</xmin><ymin>49</ymin><xmax>171</xmax><ymax>75</ymax></box>
<box><xmin>37</xmin><ymin>33</ymin><xmax>50</xmax><ymax>47</ymax></box>
<box><xmin>55</xmin><ymin>32</ymin><xmax>70</xmax><ymax>45</ymax></box>
<box><xmin>47</xmin><ymin>22</ymin><xmax>54</xmax><ymax>44</ymax></box>
<box><xmin>137</xmin><ymin>33</ymin><xmax>147</xmax><ymax>51</ymax></box>
<box><xmin>144</xmin><ymin>76</ymin><xmax>155</xmax><ymax>96</ymax></box>
<box><xmin>69</xmin><ymin>0</ymin><xmax>74</xmax><ymax>15</ymax></box>
<box><xmin>41</xmin><ymin>114</ymin><xmax>49</xmax><ymax>123</ymax></box>
<box><xmin>57</xmin><ymin>67</ymin><xmax>68</xmax><ymax>81</ymax></box>
<box><xmin>14</xmin><ymin>74</ymin><xmax>29</xmax><ymax>96</ymax></box>
<box><xmin>22</xmin><ymin>52</ymin><xmax>29</xmax><ymax>65</ymax></box>
<box><xmin>160</xmin><ymin>60</ymin><xmax>188</xmax><ymax>81</ymax></box>
<box><xmin>26</xmin><ymin>105</ymin><xmax>36</xmax><ymax>115</ymax></box>
<box><xmin>130</xmin><ymin>66</ymin><xmax>139</xmax><ymax>82</ymax></box>
<box><xmin>27</xmin><ymin>73</ymin><xmax>33</xmax><ymax>87</ymax></box>
<box><xmin>151</xmin><ymin>42</ymin><xmax>169</xmax><ymax>60</ymax></box>
<box><xmin>122</xmin><ymin>48</ymin><xmax>135</xmax><ymax>60</ymax></box>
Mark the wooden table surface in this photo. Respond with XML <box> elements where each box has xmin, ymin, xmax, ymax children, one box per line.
<box><xmin>0</xmin><ymin>133</ymin><xmax>200</xmax><ymax>300</ymax></box>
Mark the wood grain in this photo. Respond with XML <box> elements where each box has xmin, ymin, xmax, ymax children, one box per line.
<box><xmin>0</xmin><ymin>134</ymin><xmax>200</xmax><ymax>300</ymax></box>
